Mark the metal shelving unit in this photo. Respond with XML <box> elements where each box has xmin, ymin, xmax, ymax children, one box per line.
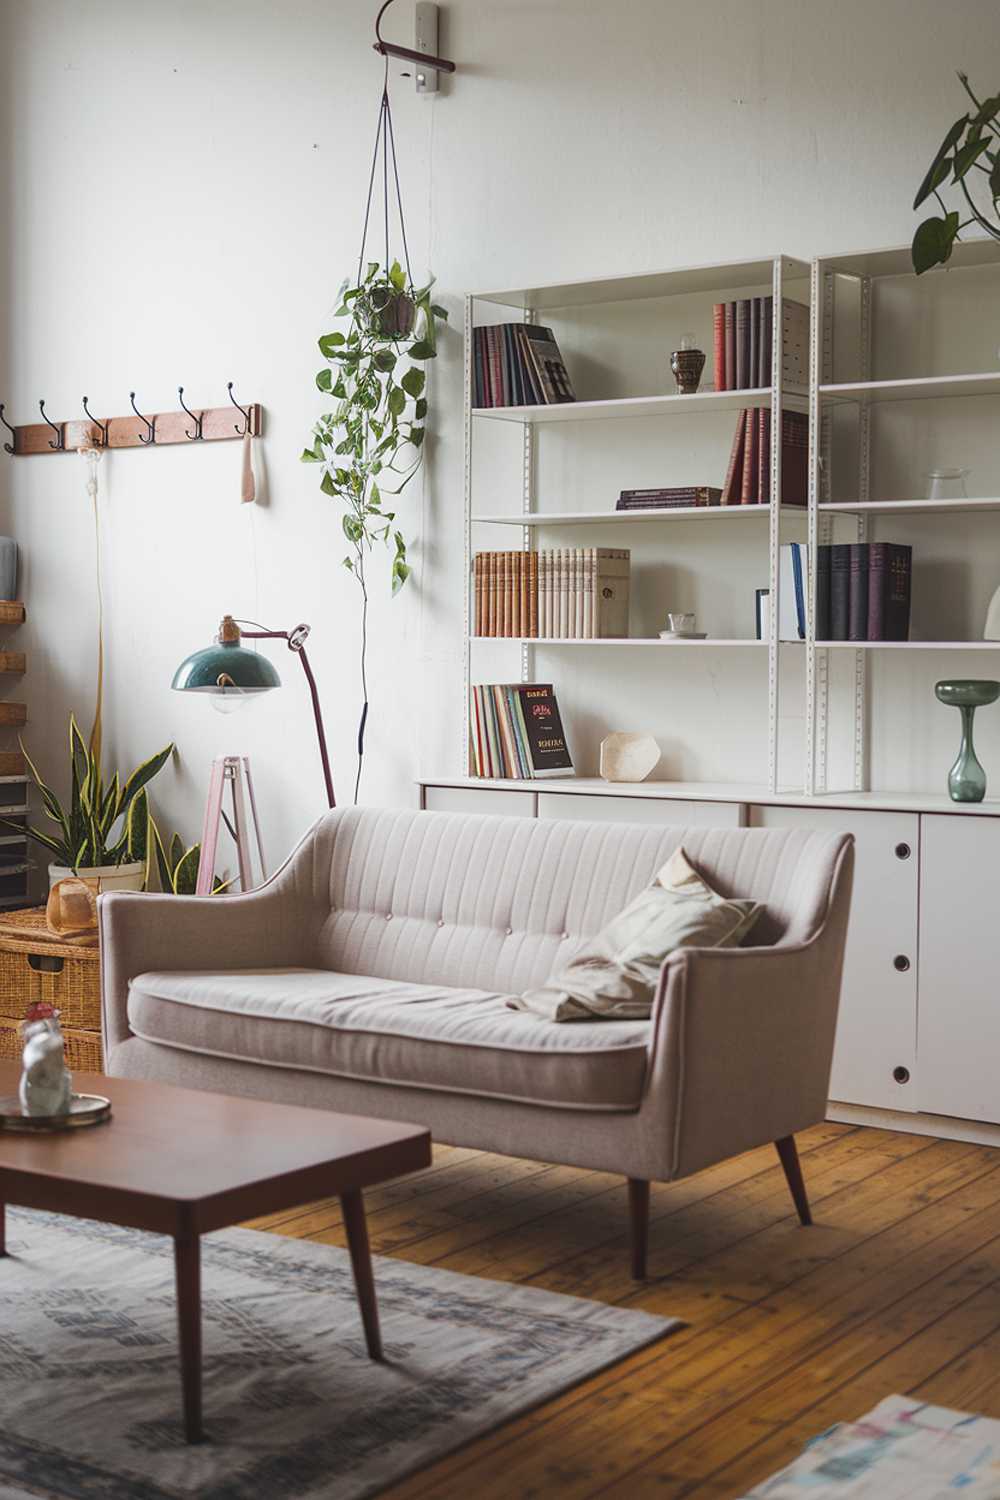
<box><xmin>463</xmin><ymin>254</ymin><xmax>812</xmax><ymax>799</ymax></box>
<box><xmin>806</xmin><ymin>238</ymin><xmax>1000</xmax><ymax>799</ymax></box>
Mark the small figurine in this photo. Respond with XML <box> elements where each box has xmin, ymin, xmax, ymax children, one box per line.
<box><xmin>19</xmin><ymin>1002</ymin><xmax>72</xmax><ymax>1117</ymax></box>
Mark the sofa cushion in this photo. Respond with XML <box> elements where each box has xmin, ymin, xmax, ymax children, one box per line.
<box><xmin>126</xmin><ymin>968</ymin><xmax>650</xmax><ymax>1112</ymax></box>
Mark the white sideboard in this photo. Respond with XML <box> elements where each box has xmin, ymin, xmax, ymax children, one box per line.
<box><xmin>418</xmin><ymin>778</ymin><xmax>1000</xmax><ymax>1138</ymax></box>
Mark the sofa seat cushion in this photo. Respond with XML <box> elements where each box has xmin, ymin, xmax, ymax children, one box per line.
<box><xmin>126</xmin><ymin>968</ymin><xmax>650</xmax><ymax>1112</ymax></box>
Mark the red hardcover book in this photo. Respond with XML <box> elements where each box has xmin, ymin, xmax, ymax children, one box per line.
<box><xmin>721</xmin><ymin>411</ymin><xmax>747</xmax><ymax>507</ymax></box>
<box><xmin>735</xmin><ymin>300</ymin><xmax>750</xmax><ymax>390</ymax></box>
<box><xmin>780</xmin><ymin>410</ymin><xmax>809</xmax><ymax>506</ymax></box>
<box><xmin>724</xmin><ymin>303</ymin><xmax>736</xmax><ymax>397</ymax></box>
<box><xmin>755</xmin><ymin>408</ymin><xmax>768</xmax><ymax>505</ymax></box>
<box><xmin>486</xmin><ymin>327</ymin><xmax>505</xmax><ymax>407</ymax></box>
<box><xmin>713</xmin><ymin>303</ymin><xmax>727</xmax><ymax>391</ymax></box>
<box><xmin>740</xmin><ymin>408</ymin><xmax>758</xmax><ymax>505</ymax></box>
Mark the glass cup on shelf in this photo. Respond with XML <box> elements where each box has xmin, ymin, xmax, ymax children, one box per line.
<box><xmin>666</xmin><ymin>612</ymin><xmax>697</xmax><ymax>636</ymax></box>
<box><xmin>925</xmin><ymin>467</ymin><xmax>970</xmax><ymax>501</ymax></box>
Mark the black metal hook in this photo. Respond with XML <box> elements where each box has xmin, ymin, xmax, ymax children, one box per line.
<box><xmin>177</xmin><ymin>387</ymin><xmax>203</xmax><ymax>440</ymax></box>
<box><xmin>39</xmin><ymin>400</ymin><xmax>64</xmax><ymax>452</ymax></box>
<box><xmin>129</xmin><ymin>391</ymin><xmax>155</xmax><ymax>445</ymax></box>
<box><xmin>227</xmin><ymin>382</ymin><xmax>251</xmax><ymax>437</ymax></box>
<box><xmin>82</xmin><ymin>397</ymin><xmax>109</xmax><ymax>447</ymax></box>
<box><xmin>0</xmin><ymin>404</ymin><xmax>15</xmax><ymax>456</ymax></box>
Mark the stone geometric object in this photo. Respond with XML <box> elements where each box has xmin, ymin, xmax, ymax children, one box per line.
<box><xmin>599</xmin><ymin>732</ymin><xmax>661</xmax><ymax>783</ymax></box>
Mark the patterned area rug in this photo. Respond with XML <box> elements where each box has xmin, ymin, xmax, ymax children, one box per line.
<box><xmin>0</xmin><ymin>1209</ymin><xmax>678</xmax><ymax>1500</ymax></box>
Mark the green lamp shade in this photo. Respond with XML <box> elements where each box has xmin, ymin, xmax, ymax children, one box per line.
<box><xmin>172</xmin><ymin>639</ymin><xmax>281</xmax><ymax>694</ymax></box>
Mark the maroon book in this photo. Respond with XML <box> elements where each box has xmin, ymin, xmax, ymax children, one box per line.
<box><xmin>736</xmin><ymin>300</ymin><xmax>750</xmax><ymax>389</ymax></box>
<box><xmin>724</xmin><ymin>303</ymin><xmax>736</xmax><ymax>397</ymax></box>
<box><xmin>713</xmin><ymin>303</ymin><xmax>727</xmax><ymax>391</ymax></box>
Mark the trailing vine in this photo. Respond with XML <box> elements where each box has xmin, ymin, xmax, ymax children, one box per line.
<box><xmin>302</xmin><ymin>259</ymin><xmax>447</xmax><ymax>799</ymax></box>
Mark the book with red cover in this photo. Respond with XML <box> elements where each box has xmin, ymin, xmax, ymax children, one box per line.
<box><xmin>724</xmin><ymin>303</ymin><xmax>736</xmax><ymax>397</ymax></box>
<box><xmin>749</xmin><ymin>298</ymin><xmax>761</xmax><ymax>388</ymax></box>
<box><xmin>761</xmin><ymin>295</ymin><xmax>774</xmax><ymax>386</ymax></box>
<box><xmin>740</xmin><ymin>408</ymin><xmax>758</xmax><ymax>504</ymax></box>
<box><xmin>721</xmin><ymin>410</ymin><xmax>747</xmax><ymax>506</ymax></box>
<box><xmin>713</xmin><ymin>303</ymin><xmax>726</xmax><ymax>391</ymax></box>
<box><xmin>780</xmin><ymin>410</ymin><xmax>809</xmax><ymax>506</ymax></box>
<box><xmin>868</xmin><ymin>543</ymin><xmax>912</xmax><ymax>641</ymax></box>
<box><xmin>755</xmin><ymin>408</ymin><xmax>769</xmax><ymax>505</ymax></box>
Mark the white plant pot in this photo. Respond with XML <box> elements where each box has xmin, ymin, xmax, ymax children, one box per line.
<box><xmin>48</xmin><ymin>861</ymin><xmax>145</xmax><ymax>894</ymax></box>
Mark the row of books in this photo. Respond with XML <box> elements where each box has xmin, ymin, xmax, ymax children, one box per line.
<box><xmin>616</xmin><ymin>486</ymin><xmax>722</xmax><ymax>511</ymax></box>
<box><xmin>473</xmin><ymin>549</ymin><xmax>630</xmax><ymax>639</ymax></box>
<box><xmin>469</xmin><ymin>683</ymin><xmax>574</xmax><ymax>779</ymax></box>
<box><xmin>818</xmin><ymin>542</ymin><xmax>912</xmax><ymax>642</ymax></box>
<box><xmin>472</xmin><ymin>323</ymin><xmax>576</xmax><ymax>408</ymax></box>
<box><xmin>755</xmin><ymin>542</ymin><xmax>912</xmax><ymax>641</ymax></box>
<box><xmin>721</xmin><ymin>408</ymin><xmax>808</xmax><ymax>506</ymax></box>
<box><xmin>713</xmin><ymin>297</ymin><xmax>809</xmax><ymax>391</ymax></box>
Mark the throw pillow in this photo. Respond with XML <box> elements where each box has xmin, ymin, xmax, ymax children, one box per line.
<box><xmin>509</xmin><ymin>847</ymin><xmax>762</xmax><ymax>1022</ymax></box>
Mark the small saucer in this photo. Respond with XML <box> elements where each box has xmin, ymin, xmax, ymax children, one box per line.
<box><xmin>658</xmin><ymin>630</ymin><xmax>707</xmax><ymax>641</ymax></box>
<box><xmin>0</xmin><ymin>1093</ymin><xmax>112</xmax><ymax>1133</ymax></box>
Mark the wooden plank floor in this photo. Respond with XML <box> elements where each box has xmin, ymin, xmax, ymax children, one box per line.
<box><xmin>248</xmin><ymin>1122</ymin><xmax>1000</xmax><ymax>1497</ymax></box>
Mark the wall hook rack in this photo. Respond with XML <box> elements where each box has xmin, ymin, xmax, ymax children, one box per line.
<box><xmin>0</xmin><ymin>389</ymin><xmax>262</xmax><ymax>455</ymax></box>
<box><xmin>129</xmin><ymin>391</ymin><xmax>156</xmax><ymax>445</ymax></box>
<box><xmin>177</xmin><ymin>387</ymin><xmax>204</xmax><ymax>441</ymax></box>
<box><xmin>81</xmin><ymin>397</ymin><xmax>109</xmax><ymax>447</ymax></box>
<box><xmin>373</xmin><ymin>0</ymin><xmax>455</xmax><ymax>77</ymax></box>
<box><xmin>38</xmin><ymin>400</ymin><xmax>64</xmax><ymax>452</ymax></box>
<box><xmin>227</xmin><ymin>381</ymin><xmax>251</xmax><ymax>436</ymax></box>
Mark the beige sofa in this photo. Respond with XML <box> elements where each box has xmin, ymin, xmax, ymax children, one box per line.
<box><xmin>100</xmin><ymin>807</ymin><xmax>854</xmax><ymax>1276</ymax></box>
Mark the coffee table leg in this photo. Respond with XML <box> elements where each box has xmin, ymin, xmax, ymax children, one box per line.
<box><xmin>341</xmin><ymin>1189</ymin><xmax>383</xmax><ymax>1361</ymax></box>
<box><xmin>0</xmin><ymin>1199</ymin><xmax>5</xmax><ymax>1257</ymax></box>
<box><xmin>174</xmin><ymin>1234</ymin><xmax>204</xmax><ymax>1442</ymax></box>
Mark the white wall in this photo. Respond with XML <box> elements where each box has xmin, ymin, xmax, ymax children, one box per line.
<box><xmin>1</xmin><ymin>0</ymin><xmax>1000</xmax><ymax>879</ymax></box>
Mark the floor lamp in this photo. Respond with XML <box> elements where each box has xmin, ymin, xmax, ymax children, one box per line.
<box><xmin>172</xmin><ymin>615</ymin><xmax>335</xmax><ymax>894</ymax></box>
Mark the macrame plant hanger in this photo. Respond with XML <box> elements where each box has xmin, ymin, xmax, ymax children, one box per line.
<box><xmin>351</xmin><ymin>19</ymin><xmax>414</xmax><ymax>803</ymax></box>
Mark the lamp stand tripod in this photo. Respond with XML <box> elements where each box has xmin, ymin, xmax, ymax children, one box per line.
<box><xmin>196</xmin><ymin>756</ymin><xmax>267</xmax><ymax>896</ymax></box>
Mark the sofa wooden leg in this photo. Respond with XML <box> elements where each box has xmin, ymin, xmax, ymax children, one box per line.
<box><xmin>628</xmin><ymin>1178</ymin><xmax>650</xmax><ymax>1280</ymax></box>
<box><xmin>775</xmin><ymin>1135</ymin><xmax>812</xmax><ymax>1225</ymax></box>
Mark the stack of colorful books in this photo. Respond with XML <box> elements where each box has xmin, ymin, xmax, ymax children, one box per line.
<box><xmin>473</xmin><ymin>549</ymin><xmax>630</xmax><ymax>638</ymax></box>
<box><xmin>713</xmin><ymin>296</ymin><xmax>809</xmax><ymax>391</ymax></box>
<box><xmin>472</xmin><ymin>324</ymin><xmax>576</xmax><ymax>407</ymax></box>
<box><xmin>469</xmin><ymin>684</ymin><xmax>573</xmax><ymax>779</ymax></box>
<box><xmin>616</xmin><ymin>486</ymin><xmax>722</xmax><ymax>511</ymax></box>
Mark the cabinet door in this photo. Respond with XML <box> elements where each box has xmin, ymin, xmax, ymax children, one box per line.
<box><xmin>748</xmin><ymin>804</ymin><xmax>919</xmax><ymax>1111</ymax></box>
<box><xmin>918</xmin><ymin>815</ymin><xmax>1000</xmax><ymax>1124</ymax></box>
<box><xmin>422</xmin><ymin>785</ymin><xmax>535</xmax><ymax>817</ymax></box>
<box><xmin>537</xmin><ymin>793</ymin><xmax>742</xmax><ymax>827</ymax></box>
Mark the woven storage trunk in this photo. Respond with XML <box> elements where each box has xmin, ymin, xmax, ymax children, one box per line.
<box><xmin>0</xmin><ymin>907</ymin><xmax>102</xmax><ymax>1070</ymax></box>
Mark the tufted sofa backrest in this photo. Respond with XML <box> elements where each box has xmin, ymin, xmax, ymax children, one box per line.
<box><xmin>278</xmin><ymin>808</ymin><xmax>851</xmax><ymax>996</ymax></box>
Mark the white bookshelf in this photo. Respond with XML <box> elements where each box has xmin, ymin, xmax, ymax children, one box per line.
<box><xmin>463</xmin><ymin>252</ymin><xmax>811</xmax><ymax>801</ymax></box>
<box><xmin>806</xmin><ymin>236</ymin><xmax>1000</xmax><ymax>798</ymax></box>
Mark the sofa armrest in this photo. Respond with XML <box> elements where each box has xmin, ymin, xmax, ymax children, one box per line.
<box><xmin>100</xmin><ymin>870</ymin><xmax>317</xmax><ymax>1055</ymax></box>
<box><xmin>645</xmin><ymin>838</ymin><xmax>854</xmax><ymax>1180</ymax></box>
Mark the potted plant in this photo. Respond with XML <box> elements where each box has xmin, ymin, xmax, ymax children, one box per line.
<box><xmin>302</xmin><ymin>258</ymin><xmax>447</xmax><ymax>798</ymax></box>
<box><xmin>6</xmin><ymin>716</ymin><xmax>174</xmax><ymax>892</ymax></box>
<box><xmin>911</xmin><ymin>72</ymin><xmax>1000</xmax><ymax>273</ymax></box>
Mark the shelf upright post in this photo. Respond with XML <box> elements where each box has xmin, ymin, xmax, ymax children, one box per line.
<box><xmin>463</xmin><ymin>293</ymin><xmax>474</xmax><ymax>772</ymax></box>
<box><xmin>522</xmin><ymin>305</ymin><xmax>536</xmax><ymax>685</ymax></box>
<box><xmin>854</xmin><ymin>275</ymin><xmax>873</xmax><ymax>792</ymax></box>
<box><xmin>814</xmin><ymin>268</ymin><xmax>836</xmax><ymax>795</ymax></box>
<box><xmin>766</xmin><ymin>256</ymin><xmax>785</xmax><ymax>794</ymax></box>
<box><xmin>806</xmin><ymin>260</ymin><xmax>836</xmax><ymax>796</ymax></box>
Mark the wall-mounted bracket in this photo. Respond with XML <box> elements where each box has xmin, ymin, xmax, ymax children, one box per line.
<box><xmin>373</xmin><ymin>0</ymin><xmax>454</xmax><ymax>92</ymax></box>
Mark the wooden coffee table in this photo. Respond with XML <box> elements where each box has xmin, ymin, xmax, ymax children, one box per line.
<box><xmin>0</xmin><ymin>1066</ymin><xmax>431</xmax><ymax>1442</ymax></box>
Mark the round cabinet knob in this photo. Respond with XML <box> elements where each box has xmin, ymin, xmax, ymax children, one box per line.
<box><xmin>893</xmin><ymin>954</ymin><xmax>911</xmax><ymax>972</ymax></box>
<box><xmin>894</xmin><ymin>842</ymin><xmax>911</xmax><ymax>860</ymax></box>
<box><xmin>893</xmin><ymin>1065</ymin><xmax>911</xmax><ymax>1084</ymax></box>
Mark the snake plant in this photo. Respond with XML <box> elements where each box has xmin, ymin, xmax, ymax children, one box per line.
<box><xmin>6</xmin><ymin>716</ymin><xmax>173</xmax><ymax>870</ymax></box>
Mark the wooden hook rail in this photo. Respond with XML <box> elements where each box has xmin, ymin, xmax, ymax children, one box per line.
<box><xmin>0</xmin><ymin>399</ymin><xmax>263</xmax><ymax>456</ymax></box>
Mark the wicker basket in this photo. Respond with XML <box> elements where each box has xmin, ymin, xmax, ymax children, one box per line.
<box><xmin>0</xmin><ymin>908</ymin><xmax>102</xmax><ymax>1073</ymax></box>
<box><xmin>0</xmin><ymin>1013</ymin><xmax>103</xmax><ymax>1072</ymax></box>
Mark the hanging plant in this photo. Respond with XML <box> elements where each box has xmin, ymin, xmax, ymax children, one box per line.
<box><xmin>302</xmin><ymin>44</ymin><xmax>447</xmax><ymax>801</ymax></box>
<box><xmin>303</xmin><ymin>259</ymin><xmax>446</xmax><ymax>597</ymax></box>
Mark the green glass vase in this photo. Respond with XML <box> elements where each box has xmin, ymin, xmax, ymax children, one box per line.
<box><xmin>935</xmin><ymin>679</ymin><xmax>1000</xmax><ymax>803</ymax></box>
